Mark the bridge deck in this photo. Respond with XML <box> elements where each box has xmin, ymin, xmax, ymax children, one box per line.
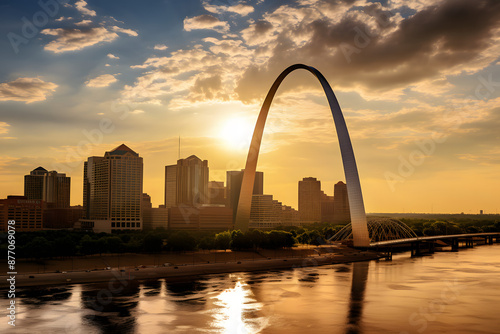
<box><xmin>369</xmin><ymin>232</ymin><xmax>500</xmax><ymax>247</ymax></box>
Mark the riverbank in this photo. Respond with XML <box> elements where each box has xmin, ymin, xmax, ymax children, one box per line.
<box><xmin>0</xmin><ymin>245</ymin><xmax>383</xmax><ymax>288</ymax></box>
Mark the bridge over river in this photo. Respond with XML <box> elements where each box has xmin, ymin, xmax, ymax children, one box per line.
<box><xmin>367</xmin><ymin>232</ymin><xmax>500</xmax><ymax>259</ymax></box>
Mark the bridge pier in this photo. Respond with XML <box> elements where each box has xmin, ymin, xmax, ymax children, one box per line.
<box><xmin>385</xmin><ymin>246</ymin><xmax>393</xmax><ymax>261</ymax></box>
<box><xmin>484</xmin><ymin>236</ymin><xmax>493</xmax><ymax>245</ymax></box>
<box><xmin>410</xmin><ymin>241</ymin><xmax>436</xmax><ymax>257</ymax></box>
<box><xmin>411</xmin><ymin>241</ymin><xmax>420</xmax><ymax>257</ymax></box>
<box><xmin>465</xmin><ymin>237</ymin><xmax>474</xmax><ymax>248</ymax></box>
<box><xmin>429</xmin><ymin>241</ymin><xmax>435</xmax><ymax>254</ymax></box>
<box><xmin>451</xmin><ymin>238</ymin><xmax>459</xmax><ymax>252</ymax></box>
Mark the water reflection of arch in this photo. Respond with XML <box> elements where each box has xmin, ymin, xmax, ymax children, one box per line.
<box><xmin>166</xmin><ymin>279</ymin><xmax>209</xmax><ymax>306</ymax></box>
<box><xmin>346</xmin><ymin>261</ymin><xmax>369</xmax><ymax>334</ymax></box>
<box><xmin>234</xmin><ymin>64</ymin><xmax>370</xmax><ymax>247</ymax></box>
<box><xmin>81</xmin><ymin>280</ymin><xmax>140</xmax><ymax>334</ymax></box>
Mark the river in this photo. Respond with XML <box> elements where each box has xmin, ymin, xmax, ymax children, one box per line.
<box><xmin>2</xmin><ymin>244</ymin><xmax>499</xmax><ymax>334</ymax></box>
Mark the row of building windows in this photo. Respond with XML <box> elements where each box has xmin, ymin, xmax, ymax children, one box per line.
<box><xmin>111</xmin><ymin>222</ymin><xmax>141</xmax><ymax>228</ymax></box>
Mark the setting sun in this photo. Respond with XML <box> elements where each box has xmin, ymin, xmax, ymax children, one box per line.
<box><xmin>219</xmin><ymin>118</ymin><xmax>254</xmax><ymax>149</ymax></box>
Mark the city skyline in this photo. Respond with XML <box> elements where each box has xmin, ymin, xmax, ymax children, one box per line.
<box><xmin>1</xmin><ymin>0</ymin><xmax>500</xmax><ymax>214</ymax></box>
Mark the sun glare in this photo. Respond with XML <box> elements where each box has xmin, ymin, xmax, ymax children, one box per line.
<box><xmin>219</xmin><ymin>118</ymin><xmax>254</xmax><ymax>149</ymax></box>
<box><xmin>212</xmin><ymin>280</ymin><xmax>268</xmax><ymax>334</ymax></box>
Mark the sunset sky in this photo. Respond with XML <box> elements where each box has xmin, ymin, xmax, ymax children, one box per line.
<box><xmin>1</xmin><ymin>0</ymin><xmax>499</xmax><ymax>214</ymax></box>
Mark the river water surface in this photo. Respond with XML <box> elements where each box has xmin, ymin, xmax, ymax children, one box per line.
<box><xmin>2</xmin><ymin>244</ymin><xmax>499</xmax><ymax>334</ymax></box>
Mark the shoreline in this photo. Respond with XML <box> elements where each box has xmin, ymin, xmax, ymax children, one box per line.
<box><xmin>1</xmin><ymin>246</ymin><xmax>384</xmax><ymax>288</ymax></box>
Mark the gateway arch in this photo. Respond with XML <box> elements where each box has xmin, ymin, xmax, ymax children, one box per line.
<box><xmin>234</xmin><ymin>64</ymin><xmax>370</xmax><ymax>247</ymax></box>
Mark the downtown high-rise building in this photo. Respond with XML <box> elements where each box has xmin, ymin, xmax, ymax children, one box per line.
<box><xmin>0</xmin><ymin>196</ymin><xmax>44</xmax><ymax>232</ymax></box>
<box><xmin>80</xmin><ymin>144</ymin><xmax>143</xmax><ymax>232</ymax></box>
<box><xmin>333</xmin><ymin>181</ymin><xmax>350</xmax><ymax>223</ymax></box>
<box><xmin>24</xmin><ymin>166</ymin><xmax>70</xmax><ymax>208</ymax></box>
<box><xmin>164</xmin><ymin>155</ymin><xmax>209</xmax><ymax>208</ymax></box>
<box><xmin>208</xmin><ymin>181</ymin><xmax>225</xmax><ymax>205</ymax></box>
<box><xmin>226</xmin><ymin>169</ymin><xmax>264</xmax><ymax>222</ymax></box>
<box><xmin>248</xmin><ymin>194</ymin><xmax>300</xmax><ymax>229</ymax></box>
<box><xmin>298</xmin><ymin>177</ymin><xmax>322</xmax><ymax>223</ymax></box>
<box><xmin>298</xmin><ymin>177</ymin><xmax>350</xmax><ymax>224</ymax></box>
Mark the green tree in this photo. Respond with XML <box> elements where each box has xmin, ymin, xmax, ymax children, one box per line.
<box><xmin>198</xmin><ymin>236</ymin><xmax>215</xmax><ymax>250</ymax></box>
<box><xmin>106</xmin><ymin>236</ymin><xmax>125</xmax><ymax>253</ymax></box>
<box><xmin>247</xmin><ymin>229</ymin><xmax>266</xmax><ymax>248</ymax></box>
<box><xmin>215</xmin><ymin>231</ymin><xmax>232</xmax><ymax>251</ymax></box>
<box><xmin>307</xmin><ymin>230</ymin><xmax>323</xmax><ymax>245</ymax></box>
<box><xmin>80</xmin><ymin>235</ymin><xmax>98</xmax><ymax>255</ymax></box>
<box><xmin>25</xmin><ymin>236</ymin><xmax>51</xmax><ymax>259</ymax></box>
<box><xmin>167</xmin><ymin>231</ymin><xmax>196</xmax><ymax>251</ymax></box>
<box><xmin>143</xmin><ymin>233</ymin><xmax>163</xmax><ymax>252</ymax></box>
<box><xmin>297</xmin><ymin>232</ymin><xmax>310</xmax><ymax>244</ymax></box>
<box><xmin>466</xmin><ymin>225</ymin><xmax>482</xmax><ymax>234</ymax></box>
<box><xmin>423</xmin><ymin>227</ymin><xmax>437</xmax><ymax>236</ymax></box>
<box><xmin>231</xmin><ymin>230</ymin><xmax>252</xmax><ymax>250</ymax></box>
<box><xmin>264</xmin><ymin>230</ymin><xmax>295</xmax><ymax>249</ymax></box>
<box><xmin>53</xmin><ymin>236</ymin><xmax>76</xmax><ymax>257</ymax></box>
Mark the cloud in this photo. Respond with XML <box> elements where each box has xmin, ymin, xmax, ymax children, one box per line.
<box><xmin>123</xmin><ymin>0</ymin><xmax>500</xmax><ymax>115</ymax></box>
<box><xmin>0</xmin><ymin>122</ymin><xmax>15</xmax><ymax>140</ymax></box>
<box><xmin>41</xmin><ymin>26</ymin><xmax>137</xmax><ymax>53</ymax></box>
<box><xmin>75</xmin><ymin>0</ymin><xmax>96</xmax><ymax>16</ymax></box>
<box><xmin>130</xmin><ymin>109</ymin><xmax>144</xmax><ymax>114</ymax></box>
<box><xmin>122</xmin><ymin>42</ymin><xmax>252</xmax><ymax>105</ymax></box>
<box><xmin>85</xmin><ymin>74</ymin><xmax>119</xmax><ymax>88</ymax></box>
<box><xmin>234</xmin><ymin>0</ymin><xmax>500</xmax><ymax>102</ymax></box>
<box><xmin>183</xmin><ymin>14</ymin><xmax>230</xmax><ymax>33</ymax></box>
<box><xmin>0</xmin><ymin>78</ymin><xmax>58</xmax><ymax>103</ymax></box>
<box><xmin>203</xmin><ymin>1</ymin><xmax>255</xmax><ymax>16</ymax></box>
<box><xmin>110</xmin><ymin>26</ymin><xmax>138</xmax><ymax>36</ymax></box>
<box><xmin>107</xmin><ymin>53</ymin><xmax>120</xmax><ymax>59</ymax></box>
<box><xmin>0</xmin><ymin>122</ymin><xmax>10</xmax><ymax>135</ymax></box>
<box><xmin>75</xmin><ymin>19</ymin><xmax>92</xmax><ymax>26</ymax></box>
<box><xmin>55</xmin><ymin>16</ymin><xmax>73</xmax><ymax>21</ymax></box>
<box><xmin>154</xmin><ymin>44</ymin><xmax>168</xmax><ymax>50</ymax></box>
<box><xmin>41</xmin><ymin>27</ymin><xmax>119</xmax><ymax>53</ymax></box>
<box><xmin>241</xmin><ymin>20</ymin><xmax>274</xmax><ymax>45</ymax></box>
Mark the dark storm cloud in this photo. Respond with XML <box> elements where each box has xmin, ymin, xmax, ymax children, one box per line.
<box><xmin>236</xmin><ymin>0</ymin><xmax>500</xmax><ymax>101</ymax></box>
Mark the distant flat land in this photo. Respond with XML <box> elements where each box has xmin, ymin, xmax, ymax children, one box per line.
<box><xmin>368</xmin><ymin>213</ymin><xmax>500</xmax><ymax>220</ymax></box>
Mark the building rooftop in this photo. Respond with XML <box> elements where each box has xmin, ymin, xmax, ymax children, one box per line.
<box><xmin>107</xmin><ymin>144</ymin><xmax>138</xmax><ymax>156</ymax></box>
<box><xmin>185</xmin><ymin>154</ymin><xmax>201</xmax><ymax>161</ymax></box>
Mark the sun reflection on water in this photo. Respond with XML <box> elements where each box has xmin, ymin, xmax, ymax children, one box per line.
<box><xmin>212</xmin><ymin>279</ymin><xmax>268</xmax><ymax>334</ymax></box>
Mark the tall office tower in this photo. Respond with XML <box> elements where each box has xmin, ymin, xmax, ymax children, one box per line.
<box><xmin>298</xmin><ymin>177</ymin><xmax>322</xmax><ymax>223</ymax></box>
<box><xmin>142</xmin><ymin>193</ymin><xmax>152</xmax><ymax>211</ymax></box>
<box><xmin>44</xmin><ymin>171</ymin><xmax>70</xmax><ymax>208</ymax></box>
<box><xmin>164</xmin><ymin>155</ymin><xmax>209</xmax><ymax>208</ymax></box>
<box><xmin>24</xmin><ymin>167</ymin><xmax>46</xmax><ymax>200</ymax></box>
<box><xmin>321</xmin><ymin>192</ymin><xmax>335</xmax><ymax>223</ymax></box>
<box><xmin>208</xmin><ymin>181</ymin><xmax>225</xmax><ymax>205</ymax></box>
<box><xmin>81</xmin><ymin>144</ymin><xmax>143</xmax><ymax>232</ymax></box>
<box><xmin>164</xmin><ymin>164</ymin><xmax>177</xmax><ymax>209</ymax></box>
<box><xmin>226</xmin><ymin>170</ymin><xmax>263</xmax><ymax>221</ymax></box>
<box><xmin>249</xmin><ymin>194</ymin><xmax>276</xmax><ymax>229</ymax></box>
<box><xmin>333</xmin><ymin>181</ymin><xmax>350</xmax><ymax>223</ymax></box>
<box><xmin>24</xmin><ymin>166</ymin><xmax>70</xmax><ymax>208</ymax></box>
